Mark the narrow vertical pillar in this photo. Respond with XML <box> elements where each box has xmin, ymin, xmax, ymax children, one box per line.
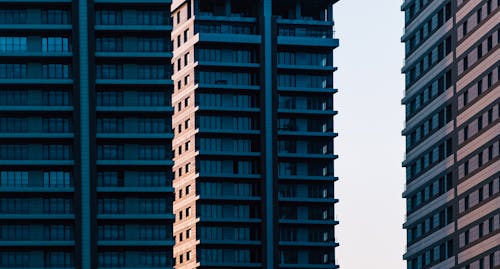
<box><xmin>78</xmin><ymin>0</ymin><xmax>91</xmax><ymax>268</ymax></box>
<box><xmin>263</xmin><ymin>0</ymin><xmax>274</xmax><ymax>268</ymax></box>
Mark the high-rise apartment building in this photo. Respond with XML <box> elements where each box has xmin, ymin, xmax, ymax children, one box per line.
<box><xmin>170</xmin><ymin>0</ymin><xmax>338</xmax><ymax>268</ymax></box>
<box><xmin>402</xmin><ymin>0</ymin><xmax>499</xmax><ymax>268</ymax></box>
<box><xmin>0</xmin><ymin>0</ymin><xmax>174</xmax><ymax>268</ymax></box>
<box><xmin>0</xmin><ymin>0</ymin><xmax>338</xmax><ymax>268</ymax></box>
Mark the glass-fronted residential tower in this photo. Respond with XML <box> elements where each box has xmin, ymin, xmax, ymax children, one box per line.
<box><xmin>170</xmin><ymin>0</ymin><xmax>339</xmax><ymax>268</ymax></box>
<box><xmin>0</xmin><ymin>0</ymin><xmax>174</xmax><ymax>268</ymax></box>
<box><xmin>402</xmin><ymin>0</ymin><xmax>499</xmax><ymax>268</ymax></box>
<box><xmin>0</xmin><ymin>0</ymin><xmax>339</xmax><ymax>268</ymax></box>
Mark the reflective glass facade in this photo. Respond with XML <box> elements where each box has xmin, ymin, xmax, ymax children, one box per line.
<box><xmin>0</xmin><ymin>0</ymin><xmax>338</xmax><ymax>268</ymax></box>
<box><xmin>171</xmin><ymin>0</ymin><xmax>339</xmax><ymax>268</ymax></box>
<box><xmin>0</xmin><ymin>0</ymin><xmax>174</xmax><ymax>268</ymax></box>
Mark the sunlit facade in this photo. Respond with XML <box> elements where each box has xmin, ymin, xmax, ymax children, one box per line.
<box><xmin>171</xmin><ymin>0</ymin><xmax>339</xmax><ymax>268</ymax></box>
<box><xmin>402</xmin><ymin>0</ymin><xmax>499</xmax><ymax>268</ymax></box>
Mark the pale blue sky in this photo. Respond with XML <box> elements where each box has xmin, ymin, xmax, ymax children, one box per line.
<box><xmin>334</xmin><ymin>0</ymin><xmax>406</xmax><ymax>268</ymax></box>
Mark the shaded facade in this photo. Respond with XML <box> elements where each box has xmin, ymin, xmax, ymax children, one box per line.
<box><xmin>402</xmin><ymin>0</ymin><xmax>499</xmax><ymax>268</ymax></box>
<box><xmin>170</xmin><ymin>0</ymin><xmax>339</xmax><ymax>268</ymax></box>
<box><xmin>0</xmin><ymin>0</ymin><xmax>174</xmax><ymax>268</ymax></box>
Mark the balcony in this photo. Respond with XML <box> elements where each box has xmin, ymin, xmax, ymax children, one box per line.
<box><xmin>97</xmin><ymin>186</ymin><xmax>174</xmax><ymax>193</ymax></box>
<box><xmin>278</xmin><ymin>196</ymin><xmax>338</xmax><ymax>204</ymax></box>
<box><xmin>278</xmin><ymin>130</ymin><xmax>337</xmax><ymax>138</ymax></box>
<box><xmin>95</xmin><ymin>51</ymin><xmax>172</xmax><ymax>59</ymax></box>
<box><xmin>0</xmin><ymin>24</ymin><xmax>71</xmax><ymax>31</ymax></box>
<box><xmin>0</xmin><ymin>213</ymin><xmax>74</xmax><ymax>220</ymax></box>
<box><xmin>197</xmin><ymin>150</ymin><xmax>260</xmax><ymax>158</ymax></box>
<box><xmin>95</xmin><ymin>78</ymin><xmax>172</xmax><ymax>86</ymax></box>
<box><xmin>277</xmin><ymin>25</ymin><xmax>338</xmax><ymax>48</ymax></box>
<box><xmin>0</xmin><ymin>160</ymin><xmax>74</xmax><ymax>166</ymax></box>
<box><xmin>278</xmin><ymin>175</ymin><xmax>338</xmax><ymax>182</ymax></box>
<box><xmin>96</xmin><ymin>213</ymin><xmax>174</xmax><ymax>220</ymax></box>
<box><xmin>0</xmin><ymin>105</ymin><xmax>73</xmax><ymax>112</ymax></box>
<box><xmin>199</xmin><ymin>216</ymin><xmax>262</xmax><ymax>223</ymax></box>
<box><xmin>94</xmin><ymin>0</ymin><xmax>172</xmax><ymax>3</ymax></box>
<box><xmin>278</xmin><ymin>152</ymin><xmax>338</xmax><ymax>159</ymax></box>
<box><xmin>0</xmin><ymin>51</ymin><xmax>72</xmax><ymax>58</ymax></box>
<box><xmin>96</xmin><ymin>159</ymin><xmax>173</xmax><ymax>166</ymax></box>
<box><xmin>0</xmin><ymin>186</ymin><xmax>74</xmax><ymax>193</ymax></box>
<box><xmin>279</xmin><ymin>240</ymin><xmax>339</xmax><ymax>248</ymax></box>
<box><xmin>279</xmin><ymin>263</ymin><xmax>339</xmax><ymax>269</ymax></box>
<box><xmin>0</xmin><ymin>78</ymin><xmax>73</xmax><ymax>85</ymax></box>
<box><xmin>96</xmin><ymin>132</ymin><xmax>173</xmax><ymax>140</ymax></box>
<box><xmin>97</xmin><ymin>240</ymin><xmax>174</xmax><ymax>247</ymax></box>
<box><xmin>0</xmin><ymin>240</ymin><xmax>75</xmax><ymax>247</ymax></box>
<box><xmin>201</xmin><ymin>261</ymin><xmax>263</xmax><ymax>268</ymax></box>
<box><xmin>196</xmin><ymin>21</ymin><xmax>261</xmax><ymax>44</ymax></box>
<box><xmin>200</xmin><ymin>239</ymin><xmax>261</xmax><ymax>246</ymax></box>
<box><xmin>0</xmin><ymin>132</ymin><xmax>74</xmax><ymax>139</ymax></box>
<box><xmin>278</xmin><ymin>219</ymin><xmax>339</xmax><ymax>225</ymax></box>
<box><xmin>197</xmin><ymin>127</ymin><xmax>260</xmax><ymax>136</ymax></box>
<box><xmin>94</xmin><ymin>24</ymin><xmax>171</xmax><ymax>32</ymax></box>
<box><xmin>199</xmin><ymin>194</ymin><xmax>261</xmax><ymax>202</ymax></box>
<box><xmin>198</xmin><ymin>61</ymin><xmax>260</xmax><ymax>69</ymax></box>
<box><xmin>197</xmin><ymin>105</ymin><xmax>260</xmax><ymax>113</ymax></box>
<box><xmin>96</xmin><ymin>106</ymin><xmax>172</xmax><ymax>113</ymax></box>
